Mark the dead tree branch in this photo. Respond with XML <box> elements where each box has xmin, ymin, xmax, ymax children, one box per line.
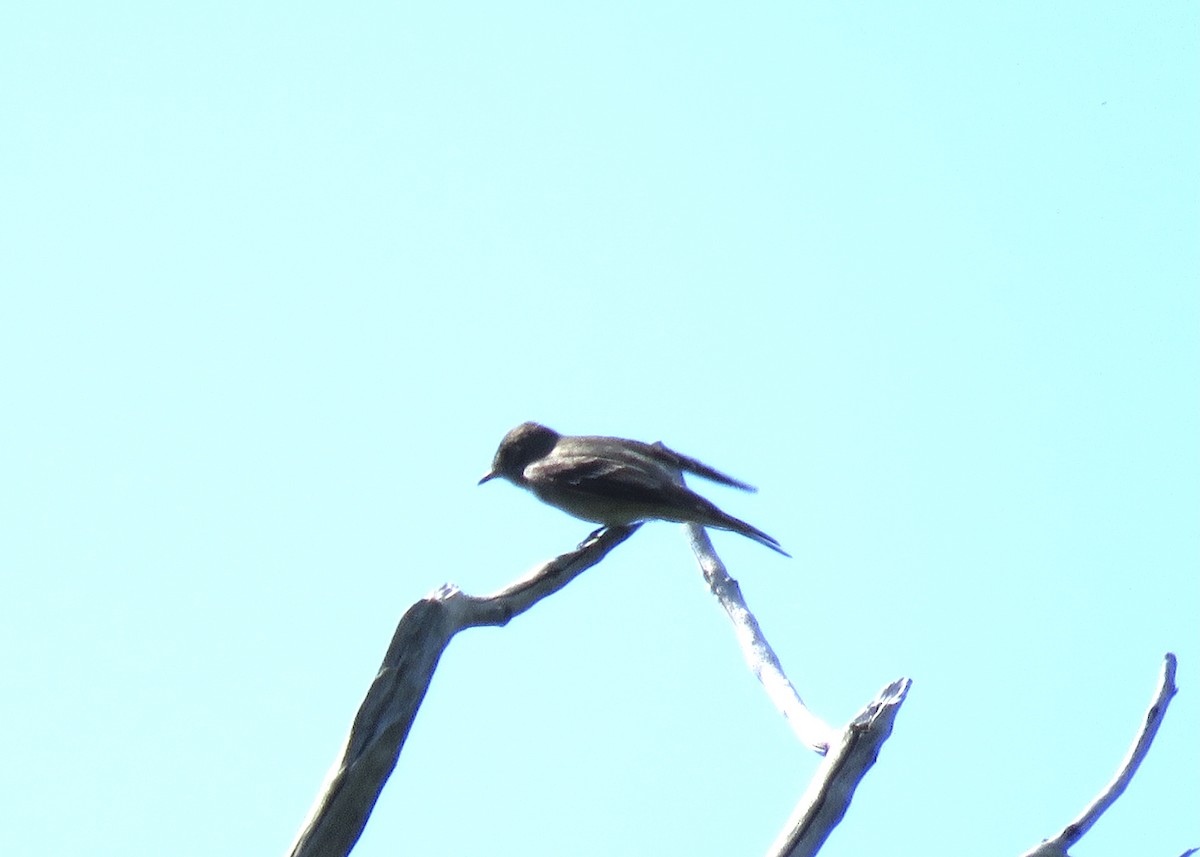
<box><xmin>686</xmin><ymin>523</ymin><xmax>911</xmax><ymax>856</ymax></box>
<box><xmin>286</xmin><ymin>524</ymin><xmax>640</xmax><ymax>857</ymax></box>
<box><xmin>768</xmin><ymin>678</ymin><xmax>911</xmax><ymax>857</ymax></box>
<box><xmin>687</xmin><ymin>525</ymin><xmax>837</xmax><ymax>754</ymax></box>
<box><xmin>1019</xmin><ymin>653</ymin><xmax>1185</xmax><ymax>857</ymax></box>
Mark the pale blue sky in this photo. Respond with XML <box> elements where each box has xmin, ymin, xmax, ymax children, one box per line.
<box><xmin>2</xmin><ymin>3</ymin><xmax>1197</xmax><ymax>855</ymax></box>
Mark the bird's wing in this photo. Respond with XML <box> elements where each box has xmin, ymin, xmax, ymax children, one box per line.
<box><xmin>525</xmin><ymin>453</ymin><xmax>681</xmax><ymax>503</ymax></box>
<box><xmin>648</xmin><ymin>441</ymin><xmax>757</xmax><ymax>492</ymax></box>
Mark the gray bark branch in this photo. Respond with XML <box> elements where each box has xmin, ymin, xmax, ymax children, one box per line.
<box><xmin>683</xmin><ymin>524</ymin><xmax>911</xmax><ymax>856</ymax></box>
<box><xmin>1019</xmin><ymin>653</ymin><xmax>1187</xmax><ymax>857</ymax></box>
<box><xmin>285</xmin><ymin>524</ymin><xmax>640</xmax><ymax>857</ymax></box>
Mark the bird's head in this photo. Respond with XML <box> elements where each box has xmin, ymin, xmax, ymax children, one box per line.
<box><xmin>478</xmin><ymin>421</ymin><xmax>561</xmax><ymax>486</ymax></box>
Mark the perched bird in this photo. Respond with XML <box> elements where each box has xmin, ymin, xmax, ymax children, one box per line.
<box><xmin>479</xmin><ymin>421</ymin><xmax>789</xmax><ymax>556</ymax></box>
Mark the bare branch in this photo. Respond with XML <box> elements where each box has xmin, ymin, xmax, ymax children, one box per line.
<box><xmin>685</xmin><ymin>523</ymin><xmax>911</xmax><ymax>856</ymax></box>
<box><xmin>286</xmin><ymin>525</ymin><xmax>640</xmax><ymax>857</ymax></box>
<box><xmin>1019</xmin><ymin>653</ymin><xmax>1182</xmax><ymax>857</ymax></box>
<box><xmin>767</xmin><ymin>678</ymin><xmax>912</xmax><ymax>857</ymax></box>
<box><xmin>686</xmin><ymin>523</ymin><xmax>835</xmax><ymax>754</ymax></box>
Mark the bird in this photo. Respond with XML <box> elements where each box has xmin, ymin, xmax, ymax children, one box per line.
<box><xmin>479</xmin><ymin>421</ymin><xmax>789</xmax><ymax>556</ymax></box>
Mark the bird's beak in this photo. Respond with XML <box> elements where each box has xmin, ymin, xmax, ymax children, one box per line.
<box><xmin>478</xmin><ymin>470</ymin><xmax>499</xmax><ymax>486</ymax></box>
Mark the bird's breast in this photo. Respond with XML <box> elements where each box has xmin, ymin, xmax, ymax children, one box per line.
<box><xmin>529</xmin><ymin>483</ymin><xmax>659</xmax><ymax>526</ymax></box>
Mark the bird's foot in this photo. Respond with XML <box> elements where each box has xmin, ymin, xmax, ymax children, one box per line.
<box><xmin>578</xmin><ymin>526</ymin><xmax>609</xmax><ymax>549</ymax></box>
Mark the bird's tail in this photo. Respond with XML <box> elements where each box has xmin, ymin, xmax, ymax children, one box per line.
<box><xmin>708</xmin><ymin>510</ymin><xmax>791</xmax><ymax>557</ymax></box>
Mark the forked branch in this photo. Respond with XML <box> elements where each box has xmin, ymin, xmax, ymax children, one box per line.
<box><xmin>686</xmin><ymin>523</ymin><xmax>911</xmax><ymax>857</ymax></box>
<box><xmin>286</xmin><ymin>525</ymin><xmax>639</xmax><ymax>857</ymax></box>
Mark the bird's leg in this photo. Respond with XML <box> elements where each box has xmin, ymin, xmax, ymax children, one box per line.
<box><xmin>579</xmin><ymin>525</ymin><xmax>609</xmax><ymax>549</ymax></box>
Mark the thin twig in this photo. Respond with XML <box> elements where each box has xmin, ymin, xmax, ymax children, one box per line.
<box><xmin>1020</xmin><ymin>652</ymin><xmax>1182</xmax><ymax>857</ymax></box>
<box><xmin>686</xmin><ymin>523</ymin><xmax>835</xmax><ymax>754</ymax></box>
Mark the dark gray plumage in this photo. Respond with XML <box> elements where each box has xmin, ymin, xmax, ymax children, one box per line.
<box><xmin>479</xmin><ymin>421</ymin><xmax>789</xmax><ymax>557</ymax></box>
